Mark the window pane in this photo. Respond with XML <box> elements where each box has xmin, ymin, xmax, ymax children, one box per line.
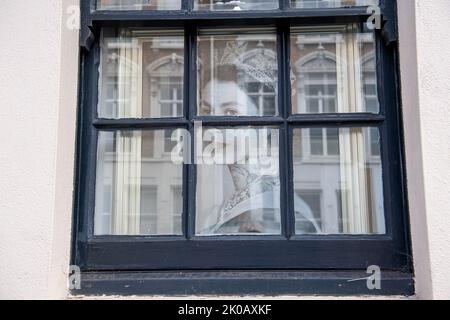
<box><xmin>98</xmin><ymin>29</ymin><xmax>184</xmax><ymax>118</ymax></box>
<box><xmin>172</xmin><ymin>187</ymin><xmax>183</xmax><ymax>234</ymax></box>
<box><xmin>291</xmin><ymin>24</ymin><xmax>379</xmax><ymax>114</ymax></box>
<box><xmin>309</xmin><ymin>128</ymin><xmax>324</xmax><ymax>155</ymax></box>
<box><xmin>194</xmin><ymin>0</ymin><xmax>278</xmax><ymax>11</ymax></box>
<box><xmin>369</xmin><ymin>127</ymin><xmax>381</xmax><ymax>156</ymax></box>
<box><xmin>94</xmin><ymin>129</ymin><xmax>184</xmax><ymax>235</ymax></box>
<box><xmin>97</xmin><ymin>0</ymin><xmax>182</xmax><ymax>10</ymax></box>
<box><xmin>198</xmin><ymin>29</ymin><xmax>278</xmax><ymax>116</ymax></box>
<box><xmin>295</xmin><ymin>190</ymin><xmax>322</xmax><ymax>231</ymax></box>
<box><xmin>290</xmin><ymin>0</ymin><xmax>378</xmax><ymax>8</ymax></box>
<box><xmin>196</xmin><ymin>127</ymin><xmax>281</xmax><ymax>235</ymax></box>
<box><xmin>326</xmin><ymin>128</ymin><xmax>339</xmax><ymax>155</ymax></box>
<box><xmin>293</xmin><ymin>127</ymin><xmax>385</xmax><ymax>234</ymax></box>
<box><xmin>263</xmin><ymin>97</ymin><xmax>276</xmax><ymax>115</ymax></box>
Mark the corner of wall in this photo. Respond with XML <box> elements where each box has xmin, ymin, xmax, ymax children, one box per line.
<box><xmin>47</xmin><ymin>0</ymin><xmax>80</xmax><ymax>299</ymax></box>
<box><xmin>396</xmin><ymin>0</ymin><xmax>433</xmax><ymax>300</ymax></box>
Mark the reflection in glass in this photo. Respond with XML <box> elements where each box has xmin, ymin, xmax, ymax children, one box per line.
<box><xmin>194</xmin><ymin>0</ymin><xmax>279</xmax><ymax>11</ymax></box>
<box><xmin>290</xmin><ymin>24</ymin><xmax>379</xmax><ymax>114</ymax></box>
<box><xmin>97</xmin><ymin>0</ymin><xmax>182</xmax><ymax>10</ymax></box>
<box><xmin>196</xmin><ymin>127</ymin><xmax>285</xmax><ymax>235</ymax></box>
<box><xmin>293</xmin><ymin>127</ymin><xmax>385</xmax><ymax>234</ymax></box>
<box><xmin>290</xmin><ymin>0</ymin><xmax>378</xmax><ymax>8</ymax></box>
<box><xmin>94</xmin><ymin>130</ymin><xmax>183</xmax><ymax>235</ymax></box>
<box><xmin>198</xmin><ymin>29</ymin><xmax>278</xmax><ymax>116</ymax></box>
<box><xmin>99</xmin><ymin>29</ymin><xmax>184</xmax><ymax>118</ymax></box>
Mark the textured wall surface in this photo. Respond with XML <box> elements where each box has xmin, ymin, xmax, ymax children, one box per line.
<box><xmin>397</xmin><ymin>0</ymin><xmax>432</xmax><ymax>300</ymax></box>
<box><xmin>0</xmin><ymin>0</ymin><xmax>449</xmax><ymax>299</ymax></box>
<box><xmin>412</xmin><ymin>0</ymin><xmax>450</xmax><ymax>300</ymax></box>
<box><xmin>0</xmin><ymin>0</ymin><xmax>79</xmax><ymax>299</ymax></box>
<box><xmin>398</xmin><ymin>0</ymin><xmax>450</xmax><ymax>300</ymax></box>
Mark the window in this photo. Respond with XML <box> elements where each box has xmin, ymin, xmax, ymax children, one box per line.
<box><xmin>291</xmin><ymin>0</ymin><xmax>379</xmax><ymax>8</ymax></box>
<box><xmin>97</xmin><ymin>0</ymin><xmax>182</xmax><ymax>10</ymax></box>
<box><xmin>293</xmin><ymin>127</ymin><xmax>385</xmax><ymax>234</ymax></box>
<box><xmin>197</xmin><ymin>29</ymin><xmax>278</xmax><ymax>116</ymax></box>
<box><xmin>194</xmin><ymin>0</ymin><xmax>279</xmax><ymax>11</ymax></box>
<box><xmin>295</xmin><ymin>189</ymin><xmax>322</xmax><ymax>231</ymax></box>
<box><xmin>74</xmin><ymin>0</ymin><xmax>412</xmax><ymax>295</ymax></box>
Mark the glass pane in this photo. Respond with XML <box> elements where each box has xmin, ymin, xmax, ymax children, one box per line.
<box><xmin>309</xmin><ymin>128</ymin><xmax>324</xmax><ymax>155</ymax></box>
<box><xmin>94</xmin><ymin>129</ymin><xmax>184</xmax><ymax>235</ymax></box>
<box><xmin>97</xmin><ymin>0</ymin><xmax>182</xmax><ymax>10</ymax></box>
<box><xmin>290</xmin><ymin>0</ymin><xmax>378</xmax><ymax>9</ymax></box>
<box><xmin>198</xmin><ymin>29</ymin><xmax>278</xmax><ymax>116</ymax></box>
<box><xmin>196</xmin><ymin>127</ymin><xmax>281</xmax><ymax>235</ymax></box>
<box><xmin>291</xmin><ymin>24</ymin><xmax>379</xmax><ymax>114</ymax></box>
<box><xmin>293</xmin><ymin>127</ymin><xmax>385</xmax><ymax>234</ymax></box>
<box><xmin>98</xmin><ymin>29</ymin><xmax>184</xmax><ymax>118</ymax></box>
<box><xmin>326</xmin><ymin>128</ymin><xmax>339</xmax><ymax>155</ymax></box>
<box><xmin>194</xmin><ymin>0</ymin><xmax>278</xmax><ymax>11</ymax></box>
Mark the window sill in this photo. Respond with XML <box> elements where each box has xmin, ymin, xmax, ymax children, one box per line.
<box><xmin>73</xmin><ymin>271</ymin><xmax>414</xmax><ymax>296</ymax></box>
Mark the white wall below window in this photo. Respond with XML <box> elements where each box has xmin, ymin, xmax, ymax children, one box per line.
<box><xmin>0</xmin><ymin>0</ymin><xmax>449</xmax><ymax>299</ymax></box>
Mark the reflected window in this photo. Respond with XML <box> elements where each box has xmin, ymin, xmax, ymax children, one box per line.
<box><xmin>172</xmin><ymin>187</ymin><xmax>183</xmax><ymax>234</ymax></box>
<box><xmin>295</xmin><ymin>190</ymin><xmax>322</xmax><ymax>231</ymax></box>
<box><xmin>369</xmin><ymin>128</ymin><xmax>380</xmax><ymax>157</ymax></box>
<box><xmin>293</xmin><ymin>127</ymin><xmax>385</xmax><ymax>234</ymax></box>
<box><xmin>158</xmin><ymin>77</ymin><xmax>183</xmax><ymax>117</ymax></box>
<box><xmin>244</xmin><ymin>56</ymin><xmax>278</xmax><ymax>116</ymax></box>
<box><xmin>291</xmin><ymin>24</ymin><xmax>379</xmax><ymax>114</ymax></box>
<box><xmin>307</xmin><ymin>127</ymin><xmax>340</xmax><ymax>157</ymax></box>
<box><xmin>94</xmin><ymin>130</ymin><xmax>183</xmax><ymax>235</ymax></box>
<box><xmin>140</xmin><ymin>186</ymin><xmax>158</xmax><ymax>234</ymax></box>
<box><xmin>99</xmin><ymin>29</ymin><xmax>184</xmax><ymax>118</ymax></box>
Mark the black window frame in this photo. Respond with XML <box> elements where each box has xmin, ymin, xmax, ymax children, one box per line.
<box><xmin>72</xmin><ymin>0</ymin><xmax>413</xmax><ymax>296</ymax></box>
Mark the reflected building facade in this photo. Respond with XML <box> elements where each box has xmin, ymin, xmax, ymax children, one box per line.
<box><xmin>290</xmin><ymin>25</ymin><xmax>384</xmax><ymax>234</ymax></box>
<box><xmin>94</xmin><ymin>22</ymin><xmax>385</xmax><ymax>236</ymax></box>
<box><xmin>95</xmin><ymin>30</ymin><xmax>184</xmax><ymax>235</ymax></box>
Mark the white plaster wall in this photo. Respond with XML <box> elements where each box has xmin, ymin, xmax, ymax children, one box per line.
<box><xmin>0</xmin><ymin>0</ymin><xmax>79</xmax><ymax>299</ymax></box>
<box><xmin>0</xmin><ymin>0</ymin><xmax>449</xmax><ymax>300</ymax></box>
<box><xmin>412</xmin><ymin>0</ymin><xmax>450</xmax><ymax>300</ymax></box>
<box><xmin>398</xmin><ymin>0</ymin><xmax>450</xmax><ymax>300</ymax></box>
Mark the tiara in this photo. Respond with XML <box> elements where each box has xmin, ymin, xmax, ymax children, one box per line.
<box><xmin>216</xmin><ymin>40</ymin><xmax>278</xmax><ymax>87</ymax></box>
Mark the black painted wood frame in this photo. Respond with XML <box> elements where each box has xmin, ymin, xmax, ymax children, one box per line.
<box><xmin>72</xmin><ymin>0</ymin><xmax>413</xmax><ymax>295</ymax></box>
